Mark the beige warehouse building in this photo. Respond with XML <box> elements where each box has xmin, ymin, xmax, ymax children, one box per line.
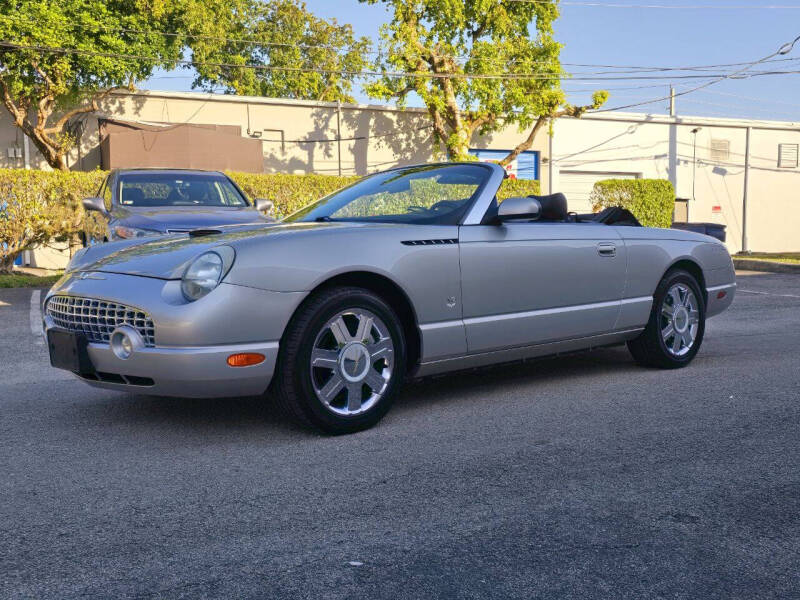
<box><xmin>2</xmin><ymin>88</ymin><xmax>799</xmax><ymax>261</ymax></box>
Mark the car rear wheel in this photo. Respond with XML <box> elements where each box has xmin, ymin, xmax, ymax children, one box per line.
<box><xmin>274</xmin><ymin>286</ymin><xmax>406</xmax><ymax>434</ymax></box>
<box><xmin>627</xmin><ymin>269</ymin><xmax>706</xmax><ymax>369</ymax></box>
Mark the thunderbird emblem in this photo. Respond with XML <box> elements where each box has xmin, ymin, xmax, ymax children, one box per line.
<box><xmin>77</xmin><ymin>271</ymin><xmax>105</xmax><ymax>280</ymax></box>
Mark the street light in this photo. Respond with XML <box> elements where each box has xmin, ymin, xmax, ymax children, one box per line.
<box><xmin>690</xmin><ymin>127</ymin><xmax>702</xmax><ymax>222</ymax></box>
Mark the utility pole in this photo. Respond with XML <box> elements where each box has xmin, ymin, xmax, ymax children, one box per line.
<box><xmin>742</xmin><ymin>127</ymin><xmax>751</xmax><ymax>254</ymax></box>
<box><xmin>336</xmin><ymin>100</ymin><xmax>343</xmax><ymax>177</ymax></box>
<box><xmin>690</xmin><ymin>127</ymin><xmax>702</xmax><ymax>222</ymax></box>
<box><xmin>669</xmin><ymin>86</ymin><xmax>676</xmax><ymax>117</ymax></box>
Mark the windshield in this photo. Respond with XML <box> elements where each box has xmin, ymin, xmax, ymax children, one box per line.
<box><xmin>285</xmin><ymin>164</ymin><xmax>491</xmax><ymax>225</ymax></box>
<box><xmin>117</xmin><ymin>172</ymin><xmax>249</xmax><ymax>208</ymax></box>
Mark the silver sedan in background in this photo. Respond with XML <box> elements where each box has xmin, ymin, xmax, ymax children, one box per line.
<box><xmin>44</xmin><ymin>162</ymin><xmax>736</xmax><ymax>434</ymax></box>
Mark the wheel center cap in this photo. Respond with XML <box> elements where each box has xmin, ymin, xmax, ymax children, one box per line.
<box><xmin>339</xmin><ymin>342</ymin><xmax>371</xmax><ymax>383</ymax></box>
<box><xmin>673</xmin><ymin>307</ymin><xmax>689</xmax><ymax>332</ymax></box>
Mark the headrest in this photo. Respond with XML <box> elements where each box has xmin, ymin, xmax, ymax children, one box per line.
<box><xmin>529</xmin><ymin>193</ymin><xmax>568</xmax><ymax>221</ymax></box>
<box><xmin>122</xmin><ymin>187</ymin><xmax>144</xmax><ymax>204</ymax></box>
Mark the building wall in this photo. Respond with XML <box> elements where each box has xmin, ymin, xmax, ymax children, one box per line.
<box><xmin>2</xmin><ymin>89</ymin><xmax>798</xmax><ymax>255</ymax></box>
<box><xmin>70</xmin><ymin>91</ymin><xmax>547</xmax><ymax>178</ymax></box>
<box><xmin>551</xmin><ymin>114</ymin><xmax>800</xmax><ymax>254</ymax></box>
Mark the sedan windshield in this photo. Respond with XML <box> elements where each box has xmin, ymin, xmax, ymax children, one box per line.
<box><xmin>286</xmin><ymin>164</ymin><xmax>491</xmax><ymax>225</ymax></box>
<box><xmin>117</xmin><ymin>172</ymin><xmax>249</xmax><ymax>208</ymax></box>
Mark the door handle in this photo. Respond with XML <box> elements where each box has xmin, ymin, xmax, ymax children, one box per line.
<box><xmin>597</xmin><ymin>242</ymin><xmax>617</xmax><ymax>257</ymax></box>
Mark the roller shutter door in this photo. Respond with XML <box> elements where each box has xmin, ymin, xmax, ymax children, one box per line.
<box><xmin>558</xmin><ymin>171</ymin><xmax>640</xmax><ymax>213</ymax></box>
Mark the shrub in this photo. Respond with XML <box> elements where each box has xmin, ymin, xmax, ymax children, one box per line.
<box><xmin>227</xmin><ymin>172</ymin><xmax>360</xmax><ymax>218</ymax></box>
<box><xmin>590</xmin><ymin>179</ymin><xmax>675</xmax><ymax>229</ymax></box>
<box><xmin>0</xmin><ymin>168</ymin><xmax>540</xmax><ymax>271</ymax></box>
<box><xmin>497</xmin><ymin>177</ymin><xmax>540</xmax><ymax>201</ymax></box>
<box><xmin>0</xmin><ymin>170</ymin><xmax>105</xmax><ymax>273</ymax></box>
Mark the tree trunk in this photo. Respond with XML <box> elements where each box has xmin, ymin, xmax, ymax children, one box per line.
<box><xmin>0</xmin><ymin>252</ymin><xmax>18</xmax><ymax>274</ymax></box>
<box><xmin>28</xmin><ymin>129</ymin><xmax>69</xmax><ymax>171</ymax></box>
<box><xmin>444</xmin><ymin>126</ymin><xmax>473</xmax><ymax>162</ymax></box>
<box><xmin>500</xmin><ymin>115</ymin><xmax>548</xmax><ymax>167</ymax></box>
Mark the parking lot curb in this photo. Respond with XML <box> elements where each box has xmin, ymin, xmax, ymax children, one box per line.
<box><xmin>733</xmin><ymin>258</ymin><xmax>800</xmax><ymax>274</ymax></box>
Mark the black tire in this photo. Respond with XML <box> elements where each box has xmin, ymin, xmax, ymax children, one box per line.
<box><xmin>627</xmin><ymin>269</ymin><xmax>706</xmax><ymax>369</ymax></box>
<box><xmin>273</xmin><ymin>286</ymin><xmax>406</xmax><ymax>434</ymax></box>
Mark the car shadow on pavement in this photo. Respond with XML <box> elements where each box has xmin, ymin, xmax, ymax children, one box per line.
<box><xmin>94</xmin><ymin>345</ymin><xmax>640</xmax><ymax>435</ymax></box>
<box><xmin>395</xmin><ymin>345</ymin><xmax>639</xmax><ymax>413</ymax></box>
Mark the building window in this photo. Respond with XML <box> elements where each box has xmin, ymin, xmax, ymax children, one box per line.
<box><xmin>709</xmin><ymin>139</ymin><xmax>730</xmax><ymax>162</ymax></box>
<box><xmin>778</xmin><ymin>143</ymin><xmax>799</xmax><ymax>169</ymax></box>
<box><xmin>469</xmin><ymin>149</ymin><xmax>540</xmax><ymax>180</ymax></box>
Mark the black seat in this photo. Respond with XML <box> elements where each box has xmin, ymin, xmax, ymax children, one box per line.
<box><xmin>529</xmin><ymin>193</ymin><xmax>568</xmax><ymax>221</ymax></box>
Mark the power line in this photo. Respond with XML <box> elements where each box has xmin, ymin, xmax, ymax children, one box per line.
<box><xmin>698</xmin><ymin>88</ymin><xmax>800</xmax><ymax>109</ymax></box>
<box><xmin>591</xmin><ymin>33</ymin><xmax>800</xmax><ymax>113</ymax></box>
<box><xmin>511</xmin><ymin>0</ymin><xmax>800</xmax><ymax>8</ymax></box>
<box><xmin>8</xmin><ymin>41</ymin><xmax>800</xmax><ymax>83</ymax></box>
<box><xmin>4</xmin><ymin>14</ymin><xmax>800</xmax><ymax>76</ymax></box>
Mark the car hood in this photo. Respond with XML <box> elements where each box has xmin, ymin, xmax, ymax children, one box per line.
<box><xmin>67</xmin><ymin>222</ymin><xmax>349</xmax><ymax>279</ymax></box>
<box><xmin>112</xmin><ymin>206</ymin><xmax>269</xmax><ymax>232</ymax></box>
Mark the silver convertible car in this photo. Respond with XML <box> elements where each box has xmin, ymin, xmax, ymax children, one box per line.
<box><xmin>44</xmin><ymin>162</ymin><xmax>736</xmax><ymax>433</ymax></box>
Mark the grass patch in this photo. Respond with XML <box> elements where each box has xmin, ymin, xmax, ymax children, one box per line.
<box><xmin>738</xmin><ymin>253</ymin><xmax>800</xmax><ymax>265</ymax></box>
<box><xmin>0</xmin><ymin>272</ymin><xmax>63</xmax><ymax>288</ymax></box>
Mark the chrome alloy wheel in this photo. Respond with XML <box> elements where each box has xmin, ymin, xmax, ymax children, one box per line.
<box><xmin>660</xmin><ymin>283</ymin><xmax>700</xmax><ymax>357</ymax></box>
<box><xmin>310</xmin><ymin>308</ymin><xmax>394</xmax><ymax>416</ymax></box>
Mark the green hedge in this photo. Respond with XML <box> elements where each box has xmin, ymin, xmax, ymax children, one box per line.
<box><xmin>0</xmin><ymin>167</ymin><xmax>540</xmax><ymax>271</ymax></box>
<box><xmin>590</xmin><ymin>179</ymin><xmax>675</xmax><ymax>228</ymax></box>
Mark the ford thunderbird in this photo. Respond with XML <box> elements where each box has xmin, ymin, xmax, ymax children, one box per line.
<box><xmin>44</xmin><ymin>162</ymin><xmax>736</xmax><ymax>433</ymax></box>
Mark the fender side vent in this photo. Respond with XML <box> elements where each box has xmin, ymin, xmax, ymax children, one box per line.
<box><xmin>189</xmin><ymin>229</ymin><xmax>223</xmax><ymax>237</ymax></box>
<box><xmin>401</xmin><ymin>239</ymin><xmax>459</xmax><ymax>246</ymax></box>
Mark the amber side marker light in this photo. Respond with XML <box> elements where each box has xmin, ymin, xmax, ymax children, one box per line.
<box><xmin>227</xmin><ymin>353</ymin><xmax>265</xmax><ymax>367</ymax></box>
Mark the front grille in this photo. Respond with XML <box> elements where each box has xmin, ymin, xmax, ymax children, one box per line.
<box><xmin>46</xmin><ymin>295</ymin><xmax>156</xmax><ymax>347</ymax></box>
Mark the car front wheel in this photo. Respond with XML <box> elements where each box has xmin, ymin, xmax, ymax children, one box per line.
<box><xmin>628</xmin><ymin>269</ymin><xmax>706</xmax><ymax>369</ymax></box>
<box><xmin>274</xmin><ymin>286</ymin><xmax>406</xmax><ymax>434</ymax></box>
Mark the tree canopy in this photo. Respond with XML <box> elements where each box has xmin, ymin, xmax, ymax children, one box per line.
<box><xmin>188</xmin><ymin>0</ymin><xmax>370</xmax><ymax>103</ymax></box>
<box><xmin>0</xmin><ymin>0</ymin><xmax>186</xmax><ymax>170</ymax></box>
<box><xmin>360</xmin><ymin>0</ymin><xmax>608</xmax><ymax>164</ymax></box>
<box><xmin>0</xmin><ymin>0</ymin><xmax>369</xmax><ymax>171</ymax></box>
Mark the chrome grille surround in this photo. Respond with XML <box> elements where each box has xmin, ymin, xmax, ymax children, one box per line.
<box><xmin>46</xmin><ymin>295</ymin><xmax>156</xmax><ymax>347</ymax></box>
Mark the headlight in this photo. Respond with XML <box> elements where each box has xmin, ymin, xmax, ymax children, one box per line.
<box><xmin>113</xmin><ymin>225</ymin><xmax>162</xmax><ymax>240</ymax></box>
<box><xmin>181</xmin><ymin>251</ymin><xmax>224</xmax><ymax>301</ymax></box>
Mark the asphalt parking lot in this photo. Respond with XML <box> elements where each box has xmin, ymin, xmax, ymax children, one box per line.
<box><xmin>1</xmin><ymin>271</ymin><xmax>799</xmax><ymax>599</ymax></box>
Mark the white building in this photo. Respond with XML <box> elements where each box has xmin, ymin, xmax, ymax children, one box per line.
<box><xmin>2</xmin><ymin>89</ymin><xmax>798</xmax><ymax>265</ymax></box>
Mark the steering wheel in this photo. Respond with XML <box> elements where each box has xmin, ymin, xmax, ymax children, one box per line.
<box><xmin>406</xmin><ymin>205</ymin><xmax>429</xmax><ymax>214</ymax></box>
<box><xmin>428</xmin><ymin>199</ymin><xmax>464</xmax><ymax>213</ymax></box>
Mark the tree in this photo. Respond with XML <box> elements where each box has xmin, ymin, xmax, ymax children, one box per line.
<box><xmin>189</xmin><ymin>0</ymin><xmax>371</xmax><ymax>103</ymax></box>
<box><xmin>0</xmin><ymin>0</ymin><xmax>185</xmax><ymax>171</ymax></box>
<box><xmin>360</xmin><ymin>0</ymin><xmax>608</xmax><ymax>164</ymax></box>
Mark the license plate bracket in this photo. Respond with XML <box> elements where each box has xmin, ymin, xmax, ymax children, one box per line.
<box><xmin>47</xmin><ymin>329</ymin><xmax>94</xmax><ymax>375</ymax></box>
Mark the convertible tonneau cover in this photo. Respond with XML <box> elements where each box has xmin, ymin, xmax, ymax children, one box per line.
<box><xmin>576</xmin><ymin>206</ymin><xmax>642</xmax><ymax>227</ymax></box>
<box><xmin>527</xmin><ymin>192</ymin><xmax>642</xmax><ymax>226</ymax></box>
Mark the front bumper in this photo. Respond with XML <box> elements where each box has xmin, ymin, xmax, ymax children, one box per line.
<box><xmin>44</xmin><ymin>271</ymin><xmax>306</xmax><ymax>398</ymax></box>
<box><xmin>706</xmin><ymin>282</ymin><xmax>736</xmax><ymax>318</ymax></box>
<box><xmin>66</xmin><ymin>336</ymin><xmax>279</xmax><ymax>398</ymax></box>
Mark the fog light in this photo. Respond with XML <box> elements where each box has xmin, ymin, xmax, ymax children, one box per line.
<box><xmin>110</xmin><ymin>326</ymin><xmax>143</xmax><ymax>360</ymax></box>
<box><xmin>227</xmin><ymin>353</ymin><xmax>265</xmax><ymax>367</ymax></box>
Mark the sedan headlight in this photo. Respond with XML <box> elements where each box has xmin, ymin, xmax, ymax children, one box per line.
<box><xmin>113</xmin><ymin>225</ymin><xmax>163</xmax><ymax>240</ymax></box>
<box><xmin>181</xmin><ymin>251</ymin><xmax>226</xmax><ymax>301</ymax></box>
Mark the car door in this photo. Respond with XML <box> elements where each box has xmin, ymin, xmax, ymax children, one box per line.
<box><xmin>459</xmin><ymin>221</ymin><xmax>627</xmax><ymax>354</ymax></box>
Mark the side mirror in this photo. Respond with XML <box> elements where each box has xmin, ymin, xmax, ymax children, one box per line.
<box><xmin>254</xmin><ymin>198</ymin><xmax>274</xmax><ymax>216</ymax></box>
<box><xmin>82</xmin><ymin>197</ymin><xmax>108</xmax><ymax>216</ymax></box>
<box><xmin>496</xmin><ymin>197</ymin><xmax>541</xmax><ymax>223</ymax></box>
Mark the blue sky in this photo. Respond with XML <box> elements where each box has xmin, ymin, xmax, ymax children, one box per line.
<box><xmin>144</xmin><ymin>1</ymin><xmax>800</xmax><ymax>122</ymax></box>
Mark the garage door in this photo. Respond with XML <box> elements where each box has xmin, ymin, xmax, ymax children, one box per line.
<box><xmin>558</xmin><ymin>171</ymin><xmax>640</xmax><ymax>213</ymax></box>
